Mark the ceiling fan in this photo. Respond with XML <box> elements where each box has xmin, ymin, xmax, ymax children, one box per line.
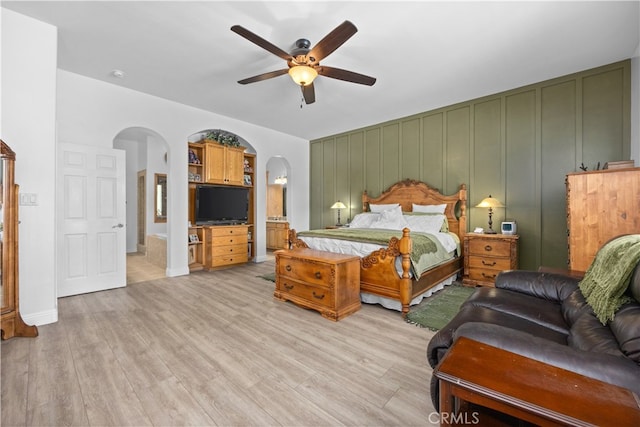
<box><xmin>231</xmin><ymin>20</ymin><xmax>376</xmax><ymax>105</ymax></box>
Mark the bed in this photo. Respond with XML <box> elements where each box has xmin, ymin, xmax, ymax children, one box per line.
<box><xmin>288</xmin><ymin>179</ymin><xmax>467</xmax><ymax>316</ymax></box>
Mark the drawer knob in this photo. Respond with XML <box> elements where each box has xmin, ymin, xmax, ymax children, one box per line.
<box><xmin>284</xmin><ymin>284</ymin><xmax>293</xmax><ymax>290</ymax></box>
<box><xmin>315</xmin><ymin>271</ymin><xmax>322</xmax><ymax>279</ymax></box>
<box><xmin>484</xmin><ymin>245</ymin><xmax>492</xmax><ymax>252</ymax></box>
<box><xmin>286</xmin><ymin>265</ymin><xmax>292</xmax><ymax>272</ymax></box>
<box><xmin>312</xmin><ymin>291</ymin><xmax>325</xmax><ymax>300</ymax></box>
<box><xmin>482</xmin><ymin>260</ymin><xmax>496</xmax><ymax>266</ymax></box>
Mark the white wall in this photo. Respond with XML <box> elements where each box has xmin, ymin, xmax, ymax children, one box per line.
<box><xmin>114</xmin><ymin>136</ymin><xmax>141</xmax><ymax>252</ymax></box>
<box><xmin>145</xmin><ymin>135</ymin><xmax>168</xmax><ymax>238</ymax></box>
<box><xmin>2</xmin><ymin>8</ymin><xmax>309</xmax><ymax>325</ymax></box>
<box><xmin>1</xmin><ymin>9</ymin><xmax>58</xmax><ymax>325</ymax></box>
<box><xmin>56</xmin><ymin>70</ymin><xmax>310</xmax><ymax>273</ymax></box>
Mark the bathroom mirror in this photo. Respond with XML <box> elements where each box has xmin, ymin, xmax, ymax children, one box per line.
<box><xmin>154</xmin><ymin>173</ymin><xmax>167</xmax><ymax>223</ymax></box>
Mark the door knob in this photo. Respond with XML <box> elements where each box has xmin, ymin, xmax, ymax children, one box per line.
<box><xmin>112</xmin><ymin>223</ymin><xmax>124</xmax><ymax>229</ymax></box>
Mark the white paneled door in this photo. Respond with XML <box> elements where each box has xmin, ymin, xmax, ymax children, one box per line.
<box><xmin>57</xmin><ymin>143</ymin><xmax>126</xmax><ymax>297</ymax></box>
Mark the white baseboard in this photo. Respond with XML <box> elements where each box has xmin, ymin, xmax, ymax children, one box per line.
<box><xmin>166</xmin><ymin>266</ymin><xmax>190</xmax><ymax>277</ymax></box>
<box><xmin>22</xmin><ymin>308</ymin><xmax>58</xmax><ymax>327</ymax></box>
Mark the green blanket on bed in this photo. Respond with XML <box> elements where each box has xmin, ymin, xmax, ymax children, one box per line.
<box><xmin>297</xmin><ymin>228</ymin><xmax>439</xmax><ymax>275</ymax></box>
<box><xmin>578</xmin><ymin>234</ymin><xmax>640</xmax><ymax>324</ymax></box>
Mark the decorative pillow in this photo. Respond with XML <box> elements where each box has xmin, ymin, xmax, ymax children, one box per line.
<box><xmin>371</xmin><ymin>205</ymin><xmax>408</xmax><ymax>230</ymax></box>
<box><xmin>412</xmin><ymin>203</ymin><xmax>446</xmax><ymax>214</ymax></box>
<box><xmin>369</xmin><ymin>203</ymin><xmax>400</xmax><ymax>213</ymax></box>
<box><xmin>348</xmin><ymin>212</ymin><xmax>379</xmax><ymax>229</ymax></box>
<box><xmin>403</xmin><ymin>213</ymin><xmax>448</xmax><ymax>234</ymax></box>
<box><xmin>404</xmin><ymin>212</ymin><xmax>450</xmax><ymax>232</ymax></box>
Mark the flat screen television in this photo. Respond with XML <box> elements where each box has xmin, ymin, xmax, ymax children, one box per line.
<box><xmin>195</xmin><ymin>185</ymin><xmax>249</xmax><ymax>225</ymax></box>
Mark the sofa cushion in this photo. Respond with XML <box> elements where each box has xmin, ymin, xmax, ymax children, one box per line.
<box><xmin>609</xmin><ymin>302</ymin><xmax>640</xmax><ymax>363</ymax></box>
<box><xmin>561</xmin><ymin>287</ymin><xmax>590</xmax><ymax>326</ymax></box>
<box><xmin>427</xmin><ymin>303</ymin><xmax>568</xmax><ymax>367</ymax></box>
<box><xmin>496</xmin><ymin>270</ymin><xmax>580</xmax><ymax>302</ymax></box>
<box><xmin>568</xmin><ymin>311</ymin><xmax>626</xmax><ymax>358</ymax></box>
<box><xmin>463</xmin><ymin>287</ymin><xmax>570</xmax><ymax>335</ymax></box>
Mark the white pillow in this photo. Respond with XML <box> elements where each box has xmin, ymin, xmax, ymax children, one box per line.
<box><xmin>348</xmin><ymin>212</ymin><xmax>379</xmax><ymax>228</ymax></box>
<box><xmin>369</xmin><ymin>203</ymin><xmax>400</xmax><ymax>213</ymax></box>
<box><xmin>371</xmin><ymin>205</ymin><xmax>408</xmax><ymax>230</ymax></box>
<box><xmin>412</xmin><ymin>203</ymin><xmax>446</xmax><ymax>214</ymax></box>
<box><xmin>404</xmin><ymin>213</ymin><xmax>447</xmax><ymax>234</ymax></box>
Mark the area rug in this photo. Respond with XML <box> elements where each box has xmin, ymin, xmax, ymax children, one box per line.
<box><xmin>405</xmin><ymin>284</ymin><xmax>476</xmax><ymax>330</ymax></box>
<box><xmin>258</xmin><ymin>272</ymin><xmax>276</xmax><ymax>282</ymax></box>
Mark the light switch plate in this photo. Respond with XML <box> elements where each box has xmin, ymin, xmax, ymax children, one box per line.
<box><xmin>19</xmin><ymin>193</ymin><xmax>38</xmax><ymax>206</ymax></box>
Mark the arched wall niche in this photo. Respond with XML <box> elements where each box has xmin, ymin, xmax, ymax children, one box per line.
<box><xmin>186</xmin><ymin>128</ymin><xmax>259</xmax><ymax>264</ymax></box>
<box><xmin>187</xmin><ymin>127</ymin><xmax>258</xmax><ymax>221</ymax></box>
<box><xmin>188</xmin><ymin>129</ymin><xmax>256</xmax><ymax>154</ymax></box>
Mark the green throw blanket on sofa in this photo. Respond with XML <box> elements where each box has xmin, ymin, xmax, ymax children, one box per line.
<box><xmin>579</xmin><ymin>234</ymin><xmax>640</xmax><ymax>325</ymax></box>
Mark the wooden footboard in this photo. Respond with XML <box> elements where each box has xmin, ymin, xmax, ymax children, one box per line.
<box><xmin>288</xmin><ymin>228</ymin><xmax>461</xmax><ymax>317</ymax></box>
<box><xmin>358</xmin><ymin>228</ymin><xmax>412</xmax><ymax>315</ymax></box>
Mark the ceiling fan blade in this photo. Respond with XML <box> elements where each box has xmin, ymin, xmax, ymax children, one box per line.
<box><xmin>231</xmin><ymin>25</ymin><xmax>292</xmax><ymax>61</ymax></box>
<box><xmin>238</xmin><ymin>69</ymin><xmax>289</xmax><ymax>85</ymax></box>
<box><xmin>302</xmin><ymin>83</ymin><xmax>316</xmax><ymax>104</ymax></box>
<box><xmin>307</xmin><ymin>20</ymin><xmax>357</xmax><ymax>64</ymax></box>
<box><xmin>317</xmin><ymin>66</ymin><xmax>376</xmax><ymax>86</ymax></box>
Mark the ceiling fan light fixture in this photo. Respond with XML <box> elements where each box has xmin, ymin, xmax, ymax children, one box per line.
<box><xmin>288</xmin><ymin>65</ymin><xmax>317</xmax><ymax>86</ymax></box>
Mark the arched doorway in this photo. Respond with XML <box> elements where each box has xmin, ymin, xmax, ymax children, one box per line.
<box><xmin>266</xmin><ymin>156</ymin><xmax>291</xmax><ymax>253</ymax></box>
<box><xmin>114</xmin><ymin>127</ymin><xmax>169</xmax><ymax>283</ymax></box>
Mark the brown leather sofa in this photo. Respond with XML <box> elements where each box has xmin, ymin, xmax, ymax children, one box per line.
<box><xmin>427</xmin><ymin>264</ymin><xmax>640</xmax><ymax>409</ymax></box>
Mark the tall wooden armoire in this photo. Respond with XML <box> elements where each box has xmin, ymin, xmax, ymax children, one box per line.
<box><xmin>566</xmin><ymin>167</ymin><xmax>640</xmax><ymax>272</ymax></box>
<box><xmin>0</xmin><ymin>140</ymin><xmax>38</xmax><ymax>339</ymax></box>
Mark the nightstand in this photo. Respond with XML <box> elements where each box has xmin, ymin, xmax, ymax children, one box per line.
<box><xmin>463</xmin><ymin>233</ymin><xmax>519</xmax><ymax>287</ymax></box>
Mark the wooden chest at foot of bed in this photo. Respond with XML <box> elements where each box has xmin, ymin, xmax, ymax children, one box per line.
<box><xmin>274</xmin><ymin>249</ymin><xmax>361</xmax><ymax>321</ymax></box>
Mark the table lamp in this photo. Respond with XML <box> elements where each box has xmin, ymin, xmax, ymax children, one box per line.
<box><xmin>330</xmin><ymin>201</ymin><xmax>347</xmax><ymax>226</ymax></box>
<box><xmin>476</xmin><ymin>195</ymin><xmax>504</xmax><ymax>234</ymax></box>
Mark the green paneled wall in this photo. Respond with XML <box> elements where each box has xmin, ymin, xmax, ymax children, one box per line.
<box><xmin>310</xmin><ymin>60</ymin><xmax>631</xmax><ymax>270</ymax></box>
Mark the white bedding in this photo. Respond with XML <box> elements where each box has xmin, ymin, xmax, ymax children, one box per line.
<box><xmin>296</xmin><ymin>227</ymin><xmax>461</xmax><ymax>311</ymax></box>
<box><xmin>298</xmin><ymin>230</ymin><xmax>458</xmax><ymax>263</ymax></box>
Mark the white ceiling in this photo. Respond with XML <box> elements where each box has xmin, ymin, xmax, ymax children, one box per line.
<box><xmin>3</xmin><ymin>1</ymin><xmax>639</xmax><ymax>141</ymax></box>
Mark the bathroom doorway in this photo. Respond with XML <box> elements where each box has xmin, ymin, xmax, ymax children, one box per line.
<box><xmin>266</xmin><ymin>156</ymin><xmax>291</xmax><ymax>253</ymax></box>
<box><xmin>114</xmin><ymin>127</ymin><xmax>169</xmax><ymax>284</ymax></box>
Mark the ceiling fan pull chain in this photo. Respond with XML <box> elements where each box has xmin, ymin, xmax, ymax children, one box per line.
<box><xmin>300</xmin><ymin>95</ymin><xmax>304</xmax><ymax>109</ymax></box>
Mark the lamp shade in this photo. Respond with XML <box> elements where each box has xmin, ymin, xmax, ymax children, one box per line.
<box><xmin>475</xmin><ymin>195</ymin><xmax>503</xmax><ymax>234</ymax></box>
<box><xmin>330</xmin><ymin>201</ymin><xmax>347</xmax><ymax>209</ymax></box>
<box><xmin>476</xmin><ymin>195</ymin><xmax>504</xmax><ymax>208</ymax></box>
<box><xmin>288</xmin><ymin>65</ymin><xmax>318</xmax><ymax>86</ymax></box>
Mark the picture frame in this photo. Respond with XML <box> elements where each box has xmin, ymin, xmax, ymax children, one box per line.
<box><xmin>188</xmin><ymin>245</ymin><xmax>196</xmax><ymax>264</ymax></box>
<box><xmin>189</xmin><ymin>233</ymin><xmax>199</xmax><ymax>243</ymax></box>
<box><xmin>188</xmin><ymin>149</ymin><xmax>200</xmax><ymax>164</ymax></box>
<box><xmin>244</xmin><ymin>174</ymin><xmax>252</xmax><ymax>186</ymax></box>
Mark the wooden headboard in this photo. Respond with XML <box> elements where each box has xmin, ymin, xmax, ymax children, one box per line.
<box><xmin>362</xmin><ymin>179</ymin><xmax>467</xmax><ymax>239</ymax></box>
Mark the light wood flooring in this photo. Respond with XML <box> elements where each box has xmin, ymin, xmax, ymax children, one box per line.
<box><xmin>2</xmin><ymin>259</ymin><xmax>438</xmax><ymax>426</ymax></box>
<box><xmin>127</xmin><ymin>252</ymin><xmax>166</xmax><ymax>284</ymax></box>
